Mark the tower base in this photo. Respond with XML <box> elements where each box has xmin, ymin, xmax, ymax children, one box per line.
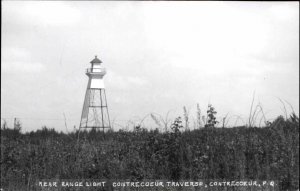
<box><xmin>79</xmin><ymin>88</ymin><xmax>111</xmax><ymax>131</ymax></box>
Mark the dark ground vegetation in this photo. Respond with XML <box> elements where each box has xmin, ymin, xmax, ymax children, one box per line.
<box><xmin>0</xmin><ymin>115</ymin><xmax>299</xmax><ymax>191</ymax></box>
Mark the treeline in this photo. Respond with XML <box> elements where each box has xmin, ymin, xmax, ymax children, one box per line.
<box><xmin>0</xmin><ymin>115</ymin><xmax>299</xmax><ymax>190</ymax></box>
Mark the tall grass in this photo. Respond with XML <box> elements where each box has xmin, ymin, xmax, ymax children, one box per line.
<box><xmin>1</xmin><ymin>112</ymin><xmax>299</xmax><ymax>191</ymax></box>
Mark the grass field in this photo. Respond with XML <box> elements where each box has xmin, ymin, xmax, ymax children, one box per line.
<box><xmin>0</xmin><ymin>114</ymin><xmax>299</xmax><ymax>191</ymax></box>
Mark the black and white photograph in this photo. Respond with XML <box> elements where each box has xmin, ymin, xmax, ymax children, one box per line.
<box><xmin>1</xmin><ymin>1</ymin><xmax>299</xmax><ymax>191</ymax></box>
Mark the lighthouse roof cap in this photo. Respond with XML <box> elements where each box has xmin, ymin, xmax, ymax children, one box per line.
<box><xmin>90</xmin><ymin>56</ymin><xmax>102</xmax><ymax>64</ymax></box>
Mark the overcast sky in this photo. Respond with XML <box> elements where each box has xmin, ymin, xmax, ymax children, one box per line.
<box><xmin>1</xmin><ymin>1</ymin><xmax>299</xmax><ymax>132</ymax></box>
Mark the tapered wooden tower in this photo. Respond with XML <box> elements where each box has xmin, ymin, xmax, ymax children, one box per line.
<box><xmin>79</xmin><ymin>56</ymin><xmax>111</xmax><ymax>131</ymax></box>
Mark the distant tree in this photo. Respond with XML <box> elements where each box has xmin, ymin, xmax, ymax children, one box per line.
<box><xmin>1</xmin><ymin>119</ymin><xmax>8</xmax><ymax>130</ymax></box>
<box><xmin>171</xmin><ymin>117</ymin><xmax>183</xmax><ymax>135</ymax></box>
<box><xmin>14</xmin><ymin>118</ymin><xmax>22</xmax><ymax>132</ymax></box>
<box><xmin>205</xmin><ymin>104</ymin><xmax>218</xmax><ymax>128</ymax></box>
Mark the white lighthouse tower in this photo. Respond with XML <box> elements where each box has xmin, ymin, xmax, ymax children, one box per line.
<box><xmin>79</xmin><ymin>56</ymin><xmax>111</xmax><ymax>131</ymax></box>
